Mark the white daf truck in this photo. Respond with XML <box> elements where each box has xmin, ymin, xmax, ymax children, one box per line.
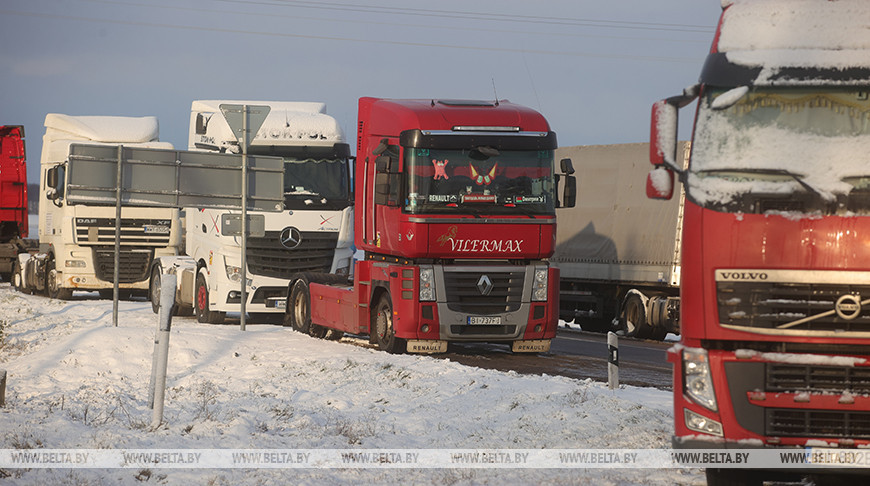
<box><xmin>149</xmin><ymin>100</ymin><xmax>353</xmax><ymax>323</ymax></box>
<box><xmin>15</xmin><ymin>114</ymin><xmax>181</xmax><ymax>299</ymax></box>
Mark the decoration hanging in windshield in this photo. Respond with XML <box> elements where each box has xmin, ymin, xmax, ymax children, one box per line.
<box><xmin>470</xmin><ymin>162</ymin><xmax>498</xmax><ymax>185</ymax></box>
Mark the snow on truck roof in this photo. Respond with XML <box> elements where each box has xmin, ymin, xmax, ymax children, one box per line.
<box><xmin>717</xmin><ymin>0</ymin><xmax>870</xmax><ymax>70</ymax></box>
<box><xmin>190</xmin><ymin>100</ymin><xmax>344</xmax><ymax>145</ymax></box>
<box><xmin>43</xmin><ymin>113</ymin><xmax>161</xmax><ymax>143</ymax></box>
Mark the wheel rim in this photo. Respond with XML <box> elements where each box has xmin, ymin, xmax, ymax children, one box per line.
<box><xmin>293</xmin><ymin>288</ymin><xmax>307</xmax><ymax>324</ymax></box>
<box><xmin>376</xmin><ymin>302</ymin><xmax>391</xmax><ymax>340</ymax></box>
<box><xmin>48</xmin><ymin>269</ymin><xmax>58</xmax><ymax>295</ymax></box>
<box><xmin>197</xmin><ymin>282</ymin><xmax>207</xmax><ymax>312</ymax></box>
<box><xmin>151</xmin><ymin>272</ymin><xmax>160</xmax><ymax>304</ymax></box>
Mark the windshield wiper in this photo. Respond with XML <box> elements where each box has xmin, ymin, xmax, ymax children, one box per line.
<box><xmin>697</xmin><ymin>168</ymin><xmax>827</xmax><ymax>200</ymax></box>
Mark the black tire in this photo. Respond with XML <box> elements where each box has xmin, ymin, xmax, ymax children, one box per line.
<box><xmin>373</xmin><ymin>294</ymin><xmax>403</xmax><ymax>354</ymax></box>
<box><xmin>195</xmin><ymin>272</ymin><xmax>224</xmax><ymax>324</ymax></box>
<box><xmin>47</xmin><ymin>260</ymin><xmax>73</xmax><ymax>300</ymax></box>
<box><xmin>288</xmin><ymin>279</ymin><xmax>311</xmax><ymax>334</ymax></box>
<box><xmin>705</xmin><ymin>468</ymin><xmax>765</xmax><ymax>486</ymax></box>
<box><xmin>149</xmin><ymin>267</ymin><xmax>162</xmax><ymax>314</ymax></box>
<box><xmin>621</xmin><ymin>294</ymin><xmax>649</xmax><ymax>339</ymax></box>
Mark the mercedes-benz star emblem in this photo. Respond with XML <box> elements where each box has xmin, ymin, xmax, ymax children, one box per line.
<box><xmin>477</xmin><ymin>275</ymin><xmax>493</xmax><ymax>296</ymax></box>
<box><xmin>280</xmin><ymin>226</ymin><xmax>302</xmax><ymax>249</ymax></box>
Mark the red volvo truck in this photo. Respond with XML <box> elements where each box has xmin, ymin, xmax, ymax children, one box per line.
<box><xmin>0</xmin><ymin>125</ymin><xmax>32</xmax><ymax>281</ymax></box>
<box><xmin>284</xmin><ymin>97</ymin><xmax>575</xmax><ymax>353</ymax></box>
<box><xmin>649</xmin><ymin>1</ymin><xmax>870</xmax><ymax>484</ymax></box>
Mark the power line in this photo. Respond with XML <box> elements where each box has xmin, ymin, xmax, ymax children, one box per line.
<box><xmin>221</xmin><ymin>0</ymin><xmax>715</xmax><ymax>33</ymax></box>
<box><xmin>2</xmin><ymin>8</ymin><xmax>703</xmax><ymax>64</ymax></box>
<box><xmin>79</xmin><ymin>0</ymin><xmax>710</xmax><ymax>45</ymax></box>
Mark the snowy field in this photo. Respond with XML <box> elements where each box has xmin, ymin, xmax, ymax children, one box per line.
<box><xmin>0</xmin><ymin>284</ymin><xmax>703</xmax><ymax>485</ymax></box>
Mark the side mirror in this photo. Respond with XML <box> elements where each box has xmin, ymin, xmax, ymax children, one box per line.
<box><xmin>650</xmin><ymin>86</ymin><xmax>699</xmax><ymax>172</ymax></box>
<box><xmin>47</xmin><ymin>166</ymin><xmax>59</xmax><ymax>190</ymax></box>
<box><xmin>562</xmin><ymin>175</ymin><xmax>577</xmax><ymax>208</ymax></box>
<box><xmin>375</xmin><ymin>155</ymin><xmax>394</xmax><ymax>173</ymax></box>
<box><xmin>560</xmin><ymin>158</ymin><xmax>575</xmax><ymax>175</ymax></box>
<box><xmin>650</xmin><ymin>100</ymin><xmax>678</xmax><ymax>168</ymax></box>
<box><xmin>646</xmin><ymin>167</ymin><xmax>675</xmax><ymax>200</ymax></box>
<box><xmin>195</xmin><ymin>113</ymin><xmax>210</xmax><ymax>135</ymax></box>
<box><xmin>372</xmin><ymin>138</ymin><xmax>389</xmax><ymax>156</ymax></box>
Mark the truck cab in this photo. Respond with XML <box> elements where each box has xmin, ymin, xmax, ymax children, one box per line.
<box><xmin>286</xmin><ymin>98</ymin><xmax>575</xmax><ymax>353</ymax></box>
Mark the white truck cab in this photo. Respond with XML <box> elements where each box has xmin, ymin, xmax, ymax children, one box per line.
<box><xmin>151</xmin><ymin>101</ymin><xmax>353</xmax><ymax>323</ymax></box>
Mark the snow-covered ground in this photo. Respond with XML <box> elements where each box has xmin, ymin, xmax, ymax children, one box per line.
<box><xmin>0</xmin><ymin>285</ymin><xmax>702</xmax><ymax>485</ymax></box>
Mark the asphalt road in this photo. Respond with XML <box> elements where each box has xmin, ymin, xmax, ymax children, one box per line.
<box><xmin>435</xmin><ymin>329</ymin><xmax>675</xmax><ymax>390</ymax></box>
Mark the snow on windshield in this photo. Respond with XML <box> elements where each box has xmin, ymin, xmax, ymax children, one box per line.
<box><xmin>690</xmin><ymin>89</ymin><xmax>870</xmax><ymax>206</ymax></box>
<box><xmin>719</xmin><ymin>0</ymin><xmax>870</xmax><ymax>73</ymax></box>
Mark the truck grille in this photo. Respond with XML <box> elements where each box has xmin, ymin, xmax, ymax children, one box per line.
<box><xmin>246</xmin><ymin>230</ymin><xmax>338</xmax><ymax>279</ymax></box>
<box><xmin>443</xmin><ymin>268</ymin><xmax>525</xmax><ymax>314</ymax></box>
<box><xmin>717</xmin><ymin>280</ymin><xmax>870</xmax><ymax>333</ymax></box>
<box><xmin>725</xmin><ymin>361</ymin><xmax>870</xmax><ymax>440</ymax></box>
<box><xmin>767</xmin><ymin>364</ymin><xmax>870</xmax><ymax>394</ymax></box>
<box><xmin>75</xmin><ymin>218</ymin><xmax>172</xmax><ymax>246</ymax></box>
<box><xmin>767</xmin><ymin>409</ymin><xmax>870</xmax><ymax>439</ymax></box>
<box><xmin>92</xmin><ymin>247</ymin><xmax>153</xmax><ymax>283</ymax></box>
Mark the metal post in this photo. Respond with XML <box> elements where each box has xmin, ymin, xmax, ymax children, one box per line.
<box><xmin>240</xmin><ymin>105</ymin><xmax>248</xmax><ymax>332</ymax></box>
<box><xmin>113</xmin><ymin>145</ymin><xmax>123</xmax><ymax>327</ymax></box>
<box><xmin>150</xmin><ymin>273</ymin><xmax>176</xmax><ymax>428</ymax></box>
<box><xmin>0</xmin><ymin>369</ymin><xmax>6</xmax><ymax>407</ymax></box>
<box><xmin>607</xmin><ymin>331</ymin><xmax>619</xmax><ymax>390</ymax></box>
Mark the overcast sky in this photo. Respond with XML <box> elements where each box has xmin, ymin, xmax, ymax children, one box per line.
<box><xmin>1</xmin><ymin>0</ymin><xmax>722</xmax><ymax>183</ymax></box>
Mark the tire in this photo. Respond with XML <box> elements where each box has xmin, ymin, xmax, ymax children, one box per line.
<box><xmin>288</xmin><ymin>279</ymin><xmax>311</xmax><ymax>334</ymax></box>
<box><xmin>149</xmin><ymin>267</ymin><xmax>162</xmax><ymax>314</ymax></box>
<box><xmin>621</xmin><ymin>294</ymin><xmax>650</xmax><ymax>339</ymax></box>
<box><xmin>373</xmin><ymin>294</ymin><xmax>403</xmax><ymax>354</ymax></box>
<box><xmin>195</xmin><ymin>272</ymin><xmax>224</xmax><ymax>324</ymax></box>
<box><xmin>12</xmin><ymin>259</ymin><xmax>26</xmax><ymax>293</ymax></box>
<box><xmin>47</xmin><ymin>260</ymin><xmax>73</xmax><ymax>300</ymax></box>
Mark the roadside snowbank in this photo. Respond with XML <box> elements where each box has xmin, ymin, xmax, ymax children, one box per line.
<box><xmin>0</xmin><ymin>286</ymin><xmax>701</xmax><ymax>484</ymax></box>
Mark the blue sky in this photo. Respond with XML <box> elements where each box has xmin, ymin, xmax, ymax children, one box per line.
<box><xmin>1</xmin><ymin>0</ymin><xmax>722</xmax><ymax>183</ymax></box>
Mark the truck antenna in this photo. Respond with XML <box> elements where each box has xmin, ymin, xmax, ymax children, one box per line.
<box><xmin>492</xmin><ymin>78</ymin><xmax>500</xmax><ymax>106</ymax></box>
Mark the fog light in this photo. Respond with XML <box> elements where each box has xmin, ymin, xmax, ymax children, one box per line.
<box><xmin>65</xmin><ymin>259</ymin><xmax>86</xmax><ymax>268</ymax></box>
<box><xmin>421</xmin><ymin>324</ymin><xmax>429</xmax><ymax>333</ymax></box>
<box><xmin>684</xmin><ymin>408</ymin><xmax>723</xmax><ymax>437</ymax></box>
<box><xmin>534</xmin><ymin>324</ymin><xmax>542</xmax><ymax>332</ymax></box>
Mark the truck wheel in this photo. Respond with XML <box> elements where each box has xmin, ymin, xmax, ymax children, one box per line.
<box><xmin>195</xmin><ymin>273</ymin><xmax>224</xmax><ymax>324</ymax></box>
<box><xmin>12</xmin><ymin>259</ymin><xmax>27</xmax><ymax>293</ymax></box>
<box><xmin>288</xmin><ymin>279</ymin><xmax>312</xmax><ymax>334</ymax></box>
<box><xmin>373</xmin><ymin>294</ymin><xmax>403</xmax><ymax>354</ymax></box>
<box><xmin>47</xmin><ymin>260</ymin><xmax>73</xmax><ymax>300</ymax></box>
<box><xmin>149</xmin><ymin>267</ymin><xmax>162</xmax><ymax>314</ymax></box>
<box><xmin>621</xmin><ymin>294</ymin><xmax>650</xmax><ymax>339</ymax></box>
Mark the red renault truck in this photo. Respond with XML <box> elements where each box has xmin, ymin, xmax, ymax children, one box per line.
<box><xmin>284</xmin><ymin>97</ymin><xmax>575</xmax><ymax>353</ymax></box>
<box><xmin>649</xmin><ymin>1</ymin><xmax>870</xmax><ymax>484</ymax></box>
<box><xmin>0</xmin><ymin>125</ymin><xmax>31</xmax><ymax>281</ymax></box>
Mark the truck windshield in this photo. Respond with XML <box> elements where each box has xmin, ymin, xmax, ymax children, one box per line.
<box><xmin>404</xmin><ymin>147</ymin><xmax>555</xmax><ymax>215</ymax></box>
<box><xmin>283</xmin><ymin>157</ymin><xmax>350</xmax><ymax>210</ymax></box>
<box><xmin>689</xmin><ymin>87</ymin><xmax>870</xmax><ymax>215</ymax></box>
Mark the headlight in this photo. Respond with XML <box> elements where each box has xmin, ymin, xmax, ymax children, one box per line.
<box><xmin>65</xmin><ymin>260</ymin><xmax>86</xmax><ymax>268</ymax></box>
<box><xmin>225</xmin><ymin>260</ymin><xmax>242</xmax><ymax>283</ymax></box>
<box><xmin>683</xmin><ymin>348</ymin><xmax>718</xmax><ymax>412</ymax></box>
<box><xmin>532</xmin><ymin>267</ymin><xmax>548</xmax><ymax>301</ymax></box>
<box><xmin>419</xmin><ymin>267</ymin><xmax>435</xmax><ymax>301</ymax></box>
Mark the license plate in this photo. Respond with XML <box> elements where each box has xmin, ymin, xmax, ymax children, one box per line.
<box><xmin>266</xmin><ymin>298</ymin><xmax>286</xmax><ymax>309</ymax></box>
<box><xmin>467</xmin><ymin>316</ymin><xmax>502</xmax><ymax>325</ymax></box>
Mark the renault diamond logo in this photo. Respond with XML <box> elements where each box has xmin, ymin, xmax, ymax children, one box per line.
<box><xmin>477</xmin><ymin>275</ymin><xmax>493</xmax><ymax>296</ymax></box>
<box><xmin>280</xmin><ymin>226</ymin><xmax>302</xmax><ymax>249</ymax></box>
